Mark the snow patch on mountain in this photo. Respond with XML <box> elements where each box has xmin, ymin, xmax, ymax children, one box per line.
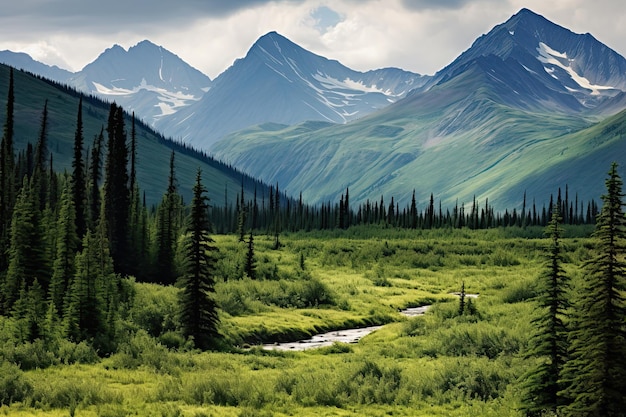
<box><xmin>537</xmin><ymin>42</ymin><xmax>614</xmax><ymax>96</ymax></box>
<box><xmin>313</xmin><ymin>73</ymin><xmax>395</xmax><ymax>96</ymax></box>
<box><xmin>92</xmin><ymin>79</ymin><xmax>201</xmax><ymax>118</ymax></box>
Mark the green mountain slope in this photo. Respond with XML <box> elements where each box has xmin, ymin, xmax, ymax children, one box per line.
<box><xmin>0</xmin><ymin>64</ymin><xmax>268</xmax><ymax>207</ymax></box>
<box><xmin>213</xmin><ymin>64</ymin><xmax>621</xmax><ymax>211</ymax></box>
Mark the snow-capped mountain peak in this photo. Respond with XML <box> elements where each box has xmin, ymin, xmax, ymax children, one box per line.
<box><xmin>156</xmin><ymin>31</ymin><xmax>428</xmax><ymax>145</ymax></box>
<box><xmin>429</xmin><ymin>8</ymin><xmax>626</xmax><ymax>111</ymax></box>
<box><xmin>67</xmin><ymin>40</ymin><xmax>211</xmax><ymax>125</ymax></box>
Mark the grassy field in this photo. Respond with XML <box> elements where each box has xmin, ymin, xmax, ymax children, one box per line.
<box><xmin>0</xmin><ymin>226</ymin><xmax>595</xmax><ymax>416</ymax></box>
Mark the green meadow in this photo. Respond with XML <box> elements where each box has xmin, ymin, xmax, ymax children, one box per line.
<box><xmin>0</xmin><ymin>226</ymin><xmax>595</xmax><ymax>416</ymax></box>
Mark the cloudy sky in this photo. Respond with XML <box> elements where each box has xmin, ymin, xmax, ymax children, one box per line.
<box><xmin>0</xmin><ymin>0</ymin><xmax>624</xmax><ymax>79</ymax></box>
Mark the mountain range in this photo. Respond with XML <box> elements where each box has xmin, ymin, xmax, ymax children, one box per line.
<box><xmin>209</xmin><ymin>8</ymin><xmax>626</xmax><ymax>210</ymax></box>
<box><xmin>2</xmin><ymin>8</ymin><xmax>625</xmax><ymax>211</ymax></box>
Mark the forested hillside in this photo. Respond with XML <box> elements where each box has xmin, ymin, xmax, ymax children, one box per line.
<box><xmin>0</xmin><ymin>63</ymin><xmax>268</xmax><ymax>208</ymax></box>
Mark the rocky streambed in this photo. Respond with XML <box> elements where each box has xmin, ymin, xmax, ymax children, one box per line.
<box><xmin>262</xmin><ymin>305</ymin><xmax>431</xmax><ymax>351</ymax></box>
<box><xmin>261</xmin><ymin>294</ymin><xmax>479</xmax><ymax>351</ymax></box>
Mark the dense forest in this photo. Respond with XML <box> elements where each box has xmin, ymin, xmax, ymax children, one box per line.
<box><xmin>1</xmin><ymin>66</ymin><xmax>625</xmax><ymax>416</ymax></box>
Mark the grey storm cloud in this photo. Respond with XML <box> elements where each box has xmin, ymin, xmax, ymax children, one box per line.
<box><xmin>1</xmin><ymin>0</ymin><xmax>307</xmax><ymax>27</ymax></box>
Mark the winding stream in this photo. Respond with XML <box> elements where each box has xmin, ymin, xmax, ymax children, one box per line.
<box><xmin>262</xmin><ymin>305</ymin><xmax>431</xmax><ymax>351</ymax></box>
<box><xmin>261</xmin><ymin>294</ymin><xmax>478</xmax><ymax>351</ymax></box>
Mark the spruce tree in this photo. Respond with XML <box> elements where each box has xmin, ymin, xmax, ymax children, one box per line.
<box><xmin>521</xmin><ymin>204</ymin><xmax>569</xmax><ymax>416</ymax></box>
<box><xmin>103</xmin><ymin>104</ymin><xmax>130</xmax><ymax>275</ymax></box>
<box><xmin>3</xmin><ymin>177</ymin><xmax>47</xmax><ymax>311</ymax></box>
<box><xmin>458</xmin><ymin>281</ymin><xmax>466</xmax><ymax>316</ymax></box>
<box><xmin>179</xmin><ymin>169</ymin><xmax>219</xmax><ymax>350</ymax></box>
<box><xmin>64</xmin><ymin>225</ymin><xmax>116</xmax><ymax>344</ymax></box>
<box><xmin>71</xmin><ymin>96</ymin><xmax>87</xmax><ymax>239</ymax></box>
<box><xmin>32</xmin><ymin>100</ymin><xmax>49</xmax><ymax>212</ymax></box>
<box><xmin>11</xmin><ymin>280</ymin><xmax>44</xmax><ymax>342</ymax></box>
<box><xmin>50</xmin><ymin>180</ymin><xmax>79</xmax><ymax>315</ymax></box>
<box><xmin>128</xmin><ymin>113</ymin><xmax>145</xmax><ymax>280</ymax></box>
<box><xmin>88</xmin><ymin>128</ymin><xmax>104</xmax><ymax>230</ymax></box>
<box><xmin>245</xmin><ymin>230</ymin><xmax>256</xmax><ymax>280</ymax></box>
<box><xmin>560</xmin><ymin>162</ymin><xmax>626</xmax><ymax>416</ymax></box>
<box><xmin>154</xmin><ymin>151</ymin><xmax>181</xmax><ymax>284</ymax></box>
<box><xmin>0</xmin><ymin>67</ymin><xmax>15</xmax><ymax>273</ymax></box>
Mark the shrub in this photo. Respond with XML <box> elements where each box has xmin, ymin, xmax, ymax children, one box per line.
<box><xmin>489</xmin><ymin>249</ymin><xmax>520</xmax><ymax>266</ymax></box>
<box><xmin>11</xmin><ymin>340</ymin><xmax>57</xmax><ymax>370</ymax></box>
<box><xmin>30</xmin><ymin>377</ymin><xmax>121</xmax><ymax>409</ymax></box>
<box><xmin>57</xmin><ymin>340</ymin><xmax>99</xmax><ymax>365</ymax></box>
<box><xmin>0</xmin><ymin>362</ymin><xmax>32</xmax><ymax>405</ymax></box>
<box><xmin>502</xmin><ymin>279</ymin><xmax>537</xmax><ymax>303</ymax></box>
<box><xmin>129</xmin><ymin>283</ymin><xmax>179</xmax><ymax>337</ymax></box>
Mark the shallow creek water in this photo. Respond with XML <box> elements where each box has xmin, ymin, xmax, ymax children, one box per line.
<box><xmin>261</xmin><ymin>294</ymin><xmax>478</xmax><ymax>351</ymax></box>
<box><xmin>261</xmin><ymin>305</ymin><xmax>431</xmax><ymax>351</ymax></box>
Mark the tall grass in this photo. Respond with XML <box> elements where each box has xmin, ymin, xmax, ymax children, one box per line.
<box><xmin>0</xmin><ymin>228</ymin><xmax>594</xmax><ymax>416</ymax></box>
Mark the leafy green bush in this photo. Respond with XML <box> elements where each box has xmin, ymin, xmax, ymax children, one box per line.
<box><xmin>489</xmin><ymin>249</ymin><xmax>521</xmax><ymax>266</ymax></box>
<box><xmin>216</xmin><ymin>276</ymin><xmax>335</xmax><ymax>316</ymax></box>
<box><xmin>5</xmin><ymin>339</ymin><xmax>57</xmax><ymax>370</ymax></box>
<box><xmin>502</xmin><ymin>279</ymin><xmax>538</xmax><ymax>303</ymax></box>
<box><xmin>423</xmin><ymin>322</ymin><xmax>521</xmax><ymax>359</ymax></box>
<box><xmin>129</xmin><ymin>283</ymin><xmax>179</xmax><ymax>337</ymax></box>
<box><xmin>0</xmin><ymin>362</ymin><xmax>32</xmax><ymax>405</ymax></box>
<box><xmin>57</xmin><ymin>340</ymin><xmax>99</xmax><ymax>365</ymax></box>
<box><xmin>30</xmin><ymin>376</ymin><xmax>122</xmax><ymax>409</ymax></box>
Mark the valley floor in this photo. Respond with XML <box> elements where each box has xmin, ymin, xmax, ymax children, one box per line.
<box><xmin>1</xmin><ymin>226</ymin><xmax>594</xmax><ymax>416</ymax></box>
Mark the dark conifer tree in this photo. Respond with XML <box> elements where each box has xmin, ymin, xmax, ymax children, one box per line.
<box><xmin>560</xmin><ymin>163</ymin><xmax>626</xmax><ymax>416</ymax></box>
<box><xmin>65</xmin><ymin>230</ymin><xmax>103</xmax><ymax>342</ymax></box>
<box><xmin>129</xmin><ymin>113</ymin><xmax>137</xmax><ymax>193</ymax></box>
<box><xmin>104</xmin><ymin>104</ymin><xmax>130</xmax><ymax>275</ymax></box>
<box><xmin>410</xmin><ymin>190</ymin><xmax>418</xmax><ymax>229</ymax></box>
<box><xmin>32</xmin><ymin>100</ymin><xmax>49</xmax><ymax>212</ymax></box>
<box><xmin>0</xmin><ymin>68</ymin><xmax>15</xmax><ymax>272</ymax></box>
<box><xmin>245</xmin><ymin>230</ymin><xmax>256</xmax><ymax>280</ymax></box>
<box><xmin>154</xmin><ymin>151</ymin><xmax>181</xmax><ymax>285</ymax></box>
<box><xmin>237</xmin><ymin>181</ymin><xmax>247</xmax><ymax>242</ymax></box>
<box><xmin>128</xmin><ymin>113</ymin><xmax>145</xmax><ymax>279</ymax></box>
<box><xmin>12</xmin><ymin>279</ymin><xmax>46</xmax><ymax>342</ymax></box>
<box><xmin>88</xmin><ymin>128</ymin><xmax>104</xmax><ymax>229</ymax></box>
<box><xmin>179</xmin><ymin>169</ymin><xmax>219</xmax><ymax>350</ymax></box>
<box><xmin>458</xmin><ymin>281</ymin><xmax>466</xmax><ymax>316</ymax></box>
<box><xmin>521</xmin><ymin>204</ymin><xmax>569</xmax><ymax>416</ymax></box>
<box><xmin>3</xmin><ymin>178</ymin><xmax>46</xmax><ymax>311</ymax></box>
<box><xmin>50</xmin><ymin>180</ymin><xmax>79</xmax><ymax>315</ymax></box>
<box><xmin>71</xmin><ymin>96</ymin><xmax>87</xmax><ymax>239</ymax></box>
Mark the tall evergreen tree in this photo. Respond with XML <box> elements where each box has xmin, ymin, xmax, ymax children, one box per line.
<box><xmin>50</xmin><ymin>180</ymin><xmax>79</xmax><ymax>315</ymax></box>
<box><xmin>88</xmin><ymin>128</ymin><xmax>104</xmax><ymax>230</ymax></box>
<box><xmin>31</xmin><ymin>100</ymin><xmax>50</xmax><ymax>212</ymax></box>
<box><xmin>521</xmin><ymin>204</ymin><xmax>570</xmax><ymax>416</ymax></box>
<box><xmin>560</xmin><ymin>162</ymin><xmax>626</xmax><ymax>416</ymax></box>
<box><xmin>179</xmin><ymin>169</ymin><xmax>219</xmax><ymax>350</ymax></box>
<box><xmin>71</xmin><ymin>96</ymin><xmax>87</xmax><ymax>239</ymax></box>
<box><xmin>3</xmin><ymin>178</ymin><xmax>46</xmax><ymax>311</ymax></box>
<box><xmin>127</xmin><ymin>113</ymin><xmax>145</xmax><ymax>280</ymax></box>
<box><xmin>154</xmin><ymin>151</ymin><xmax>181</xmax><ymax>284</ymax></box>
<box><xmin>103</xmin><ymin>104</ymin><xmax>130</xmax><ymax>275</ymax></box>
<box><xmin>245</xmin><ymin>230</ymin><xmax>256</xmax><ymax>280</ymax></box>
<box><xmin>65</xmin><ymin>230</ymin><xmax>103</xmax><ymax>342</ymax></box>
<box><xmin>12</xmin><ymin>279</ymin><xmax>46</xmax><ymax>342</ymax></box>
<box><xmin>0</xmin><ymin>67</ymin><xmax>15</xmax><ymax>279</ymax></box>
